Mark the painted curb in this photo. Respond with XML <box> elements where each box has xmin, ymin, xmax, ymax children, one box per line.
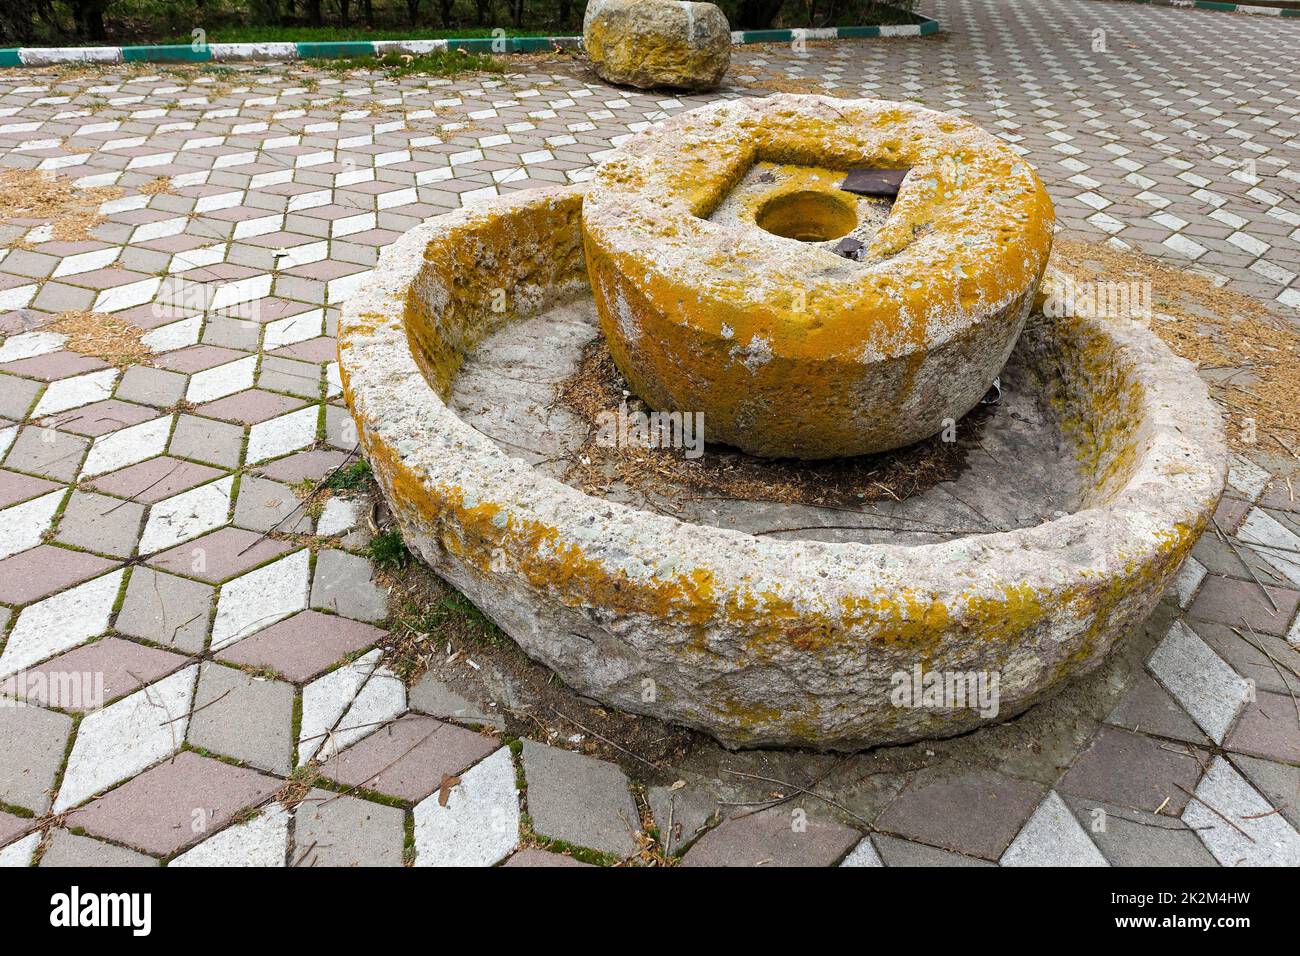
<box><xmin>0</xmin><ymin>16</ymin><xmax>941</xmax><ymax>68</ymax></box>
<box><xmin>1137</xmin><ymin>0</ymin><xmax>1299</xmax><ymax>15</ymax></box>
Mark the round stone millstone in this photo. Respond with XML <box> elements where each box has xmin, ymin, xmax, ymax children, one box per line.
<box><xmin>583</xmin><ymin>0</ymin><xmax>731</xmax><ymax>92</ymax></box>
<box><xmin>338</xmin><ymin>184</ymin><xmax>1227</xmax><ymax>751</ymax></box>
<box><xmin>581</xmin><ymin>94</ymin><xmax>1056</xmax><ymax>459</ymax></box>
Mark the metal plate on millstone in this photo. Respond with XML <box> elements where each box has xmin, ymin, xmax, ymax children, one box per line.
<box><xmin>840</xmin><ymin>167</ymin><xmax>909</xmax><ymax>197</ymax></box>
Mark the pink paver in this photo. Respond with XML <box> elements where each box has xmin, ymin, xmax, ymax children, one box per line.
<box><xmin>320</xmin><ymin>714</ymin><xmax>498</xmax><ymax>801</ymax></box>
<box><xmin>217</xmin><ymin>609</ymin><xmax>384</xmax><ymax>682</ymax></box>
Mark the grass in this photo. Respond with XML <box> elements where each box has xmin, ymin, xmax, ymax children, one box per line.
<box><xmin>157</xmin><ymin>25</ymin><xmax>556</xmax><ymax>45</ymax></box>
<box><xmin>311</xmin><ymin>49</ymin><xmax>506</xmax><ymax>77</ymax></box>
<box><xmin>324</xmin><ymin>458</ymin><xmax>372</xmax><ymax>490</ymax></box>
<box><xmin>366</xmin><ymin>529</ymin><xmax>411</xmax><ymax>570</ymax></box>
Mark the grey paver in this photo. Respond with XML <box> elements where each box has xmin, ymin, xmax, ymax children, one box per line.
<box><xmin>115</xmin><ymin>365</ymin><xmax>187</xmax><ymax>408</ymax></box>
<box><xmin>0</xmin><ymin>374</ymin><xmax>41</xmax><ymax>420</ymax></box>
<box><xmin>168</xmin><ymin>413</ymin><xmax>245</xmax><ymax>468</ymax></box>
<box><xmin>1058</xmin><ymin>726</ymin><xmax>1203</xmax><ymax>815</ymax></box>
<box><xmin>1060</xmin><ymin>795</ymin><xmax>1217</xmax><ymax>868</ymax></box>
<box><xmin>680</xmin><ymin>805</ymin><xmax>860</xmax><ymax>867</ymax></box>
<box><xmin>0</xmin><ymin>705</ymin><xmax>74</xmax><ymax>813</ymax></box>
<box><xmin>3</xmin><ymin>426</ymin><xmax>87</xmax><ymax>481</ymax></box>
<box><xmin>188</xmin><ymin>662</ymin><xmax>295</xmax><ymax>774</ymax></box>
<box><xmin>292</xmin><ymin>788</ymin><xmax>405</xmax><ymax>867</ymax></box>
<box><xmin>38</xmin><ymin>829</ymin><xmax>158</xmax><ymax>867</ymax></box>
<box><xmin>321</xmin><ymin>713</ymin><xmax>497</xmax><ymax>801</ymax></box>
<box><xmin>408</xmin><ymin>673</ymin><xmax>503</xmax><ymax>728</ymax></box>
<box><xmin>871</xmin><ymin>833</ymin><xmax>995</xmax><ymax>867</ymax></box>
<box><xmin>53</xmin><ymin>489</ymin><xmax>144</xmax><ymax>558</ymax></box>
<box><xmin>233</xmin><ymin>474</ymin><xmax>312</xmax><ymax>534</ymax></box>
<box><xmin>115</xmin><ymin>566</ymin><xmax>214</xmax><ymax>653</ymax></box>
<box><xmin>1232</xmin><ymin>755</ymin><xmax>1300</xmax><ymax>831</ymax></box>
<box><xmin>647</xmin><ymin>783</ymin><xmax>719</xmax><ymax>853</ymax></box>
<box><xmin>310</xmin><ymin>548</ymin><xmax>387</xmax><ymax>622</ymax></box>
<box><xmin>521</xmin><ymin>739</ymin><xmax>640</xmax><ymax>858</ymax></box>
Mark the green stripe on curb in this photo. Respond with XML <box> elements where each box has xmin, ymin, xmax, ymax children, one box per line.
<box><xmin>122</xmin><ymin>44</ymin><xmax>211</xmax><ymax>62</ymax></box>
<box><xmin>837</xmin><ymin>26</ymin><xmax>885</xmax><ymax>38</ymax></box>
<box><xmin>1195</xmin><ymin>1</ymin><xmax>1240</xmax><ymax>9</ymax></box>
<box><xmin>0</xmin><ymin>49</ymin><xmax>21</xmax><ymax>67</ymax></box>
<box><xmin>296</xmin><ymin>41</ymin><xmax>377</xmax><ymax>58</ymax></box>
<box><xmin>445</xmin><ymin>38</ymin><xmax>495</xmax><ymax>52</ymax></box>
<box><xmin>918</xmin><ymin>19</ymin><xmax>941</xmax><ymax>35</ymax></box>
<box><xmin>739</xmin><ymin>29</ymin><xmax>795</xmax><ymax>43</ymax></box>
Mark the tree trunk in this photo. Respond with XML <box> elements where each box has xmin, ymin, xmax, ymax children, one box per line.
<box><xmin>307</xmin><ymin>0</ymin><xmax>323</xmax><ymax>26</ymax></box>
<box><xmin>407</xmin><ymin>0</ymin><xmax>420</xmax><ymax>26</ymax></box>
<box><xmin>438</xmin><ymin>0</ymin><xmax>454</xmax><ymax>28</ymax></box>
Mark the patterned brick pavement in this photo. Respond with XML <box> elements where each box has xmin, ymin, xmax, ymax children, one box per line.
<box><xmin>0</xmin><ymin>0</ymin><xmax>1298</xmax><ymax>867</ymax></box>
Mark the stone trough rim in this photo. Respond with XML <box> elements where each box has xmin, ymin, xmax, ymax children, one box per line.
<box><xmin>340</xmin><ymin>183</ymin><xmax>1223</xmax><ymax>591</ymax></box>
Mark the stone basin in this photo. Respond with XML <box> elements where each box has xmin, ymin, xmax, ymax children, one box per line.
<box><xmin>338</xmin><ymin>184</ymin><xmax>1226</xmax><ymax>751</ymax></box>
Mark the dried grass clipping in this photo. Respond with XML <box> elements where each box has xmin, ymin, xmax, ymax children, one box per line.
<box><xmin>48</xmin><ymin>310</ymin><xmax>149</xmax><ymax>368</ymax></box>
<box><xmin>0</xmin><ymin>169</ymin><xmax>122</xmax><ymax>243</ymax></box>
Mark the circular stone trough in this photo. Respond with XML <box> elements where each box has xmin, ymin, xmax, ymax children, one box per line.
<box><xmin>582</xmin><ymin>94</ymin><xmax>1056</xmax><ymax>459</ymax></box>
<box><xmin>338</xmin><ymin>183</ymin><xmax>1227</xmax><ymax>751</ymax></box>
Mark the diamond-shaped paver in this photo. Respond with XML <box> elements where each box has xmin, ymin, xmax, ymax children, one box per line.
<box><xmin>0</xmin><ymin>544</ymin><xmax>118</xmax><ymax>605</ymax></box>
<box><xmin>1188</xmin><ymin>576</ymin><xmax>1299</xmax><ymax>637</ymax></box>
<box><xmin>1182</xmin><ymin>757</ymin><xmax>1300</xmax><ymax>867</ymax></box>
<box><xmin>211</xmin><ymin>548</ymin><xmax>310</xmax><ymax>651</ymax></box>
<box><xmin>1059</xmin><ymin>794</ymin><xmax>1216</xmax><ymax>868</ymax></box>
<box><xmin>413</xmin><ymin>746</ymin><xmax>520</xmax><ymax>866</ymax></box>
<box><xmin>1224</xmin><ymin>692</ymin><xmax>1300</xmax><ymax>764</ymax></box>
<box><xmin>38</xmin><ymin>829</ymin><xmax>158</xmax><ymax>867</ymax></box>
<box><xmin>680</xmin><ymin>804</ymin><xmax>860</xmax><ymax>867</ymax></box>
<box><xmin>66</xmin><ymin>750</ymin><xmax>281</xmax><ymax>857</ymax></box>
<box><xmin>3</xmin><ymin>426</ymin><xmax>88</xmax><ymax>481</ymax></box>
<box><xmin>53</xmin><ymin>489</ymin><xmax>144</xmax><ymax>558</ymax></box>
<box><xmin>1149</xmin><ymin>620</ymin><xmax>1252</xmax><ymax>744</ymax></box>
<box><xmin>1058</xmin><ymin>726</ymin><xmax>1203</xmax><ymax>814</ymax></box>
<box><xmin>521</xmin><ymin>739</ymin><xmax>640</xmax><ymax>858</ymax></box>
<box><xmin>147</xmin><ymin>525</ymin><xmax>293</xmax><ymax>583</ymax></box>
<box><xmin>114</xmin><ymin>365</ymin><xmax>187</xmax><ymax>408</ymax></box>
<box><xmin>0</xmin><ymin>704</ymin><xmax>74</xmax><ymax>813</ymax></box>
<box><xmin>310</xmin><ymin>547</ymin><xmax>387</xmax><ymax>622</ymax></box>
<box><xmin>875</xmin><ymin>766</ymin><xmax>1044</xmax><ymax>861</ymax></box>
<box><xmin>187</xmin><ymin>662</ymin><xmax>295</xmax><ymax>774</ymax></box>
<box><xmin>168</xmin><ymin>413</ymin><xmax>244</xmax><ymax>469</ymax></box>
<box><xmin>291</xmin><ymin>788</ymin><xmax>405</xmax><ymax>867</ymax></box>
<box><xmin>217</xmin><ymin>609</ymin><xmax>384</xmax><ymax>682</ymax></box>
<box><xmin>14</xmin><ymin>637</ymin><xmax>189</xmax><ymax>710</ymax></box>
<box><xmin>0</xmin><ymin>568</ymin><xmax>125</xmax><ymax>679</ymax></box>
<box><xmin>322</xmin><ymin>713</ymin><xmax>498</xmax><ymax>801</ymax></box>
<box><xmin>115</xmin><ymin>566</ymin><xmax>214</xmax><ymax>653</ymax></box>
<box><xmin>233</xmin><ymin>475</ymin><xmax>312</xmax><ymax>534</ymax></box>
<box><xmin>169</xmin><ymin>803</ymin><xmax>289</xmax><ymax>867</ymax></box>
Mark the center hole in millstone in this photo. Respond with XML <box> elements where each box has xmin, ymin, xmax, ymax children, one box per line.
<box><xmin>755</xmin><ymin>189</ymin><xmax>858</xmax><ymax>243</ymax></box>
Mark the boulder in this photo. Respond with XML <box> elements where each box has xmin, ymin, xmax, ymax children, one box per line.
<box><xmin>584</xmin><ymin>0</ymin><xmax>731</xmax><ymax>92</ymax></box>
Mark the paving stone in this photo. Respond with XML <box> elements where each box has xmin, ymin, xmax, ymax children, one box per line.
<box><xmin>13</xmin><ymin>637</ymin><xmax>189</xmax><ymax>710</ymax></box>
<box><xmin>1188</xmin><ymin>576</ymin><xmax>1300</xmax><ymax>637</ymax></box>
<box><xmin>233</xmin><ymin>474</ymin><xmax>312</xmax><ymax>533</ymax></box>
<box><xmin>0</xmin><ymin>568</ymin><xmax>125</xmax><ymax>678</ymax></box>
<box><xmin>1188</xmin><ymin>618</ymin><xmax>1300</xmax><ymax>697</ymax></box>
<box><xmin>680</xmin><ymin>804</ymin><xmax>860</xmax><ymax>867</ymax></box>
<box><xmin>38</xmin><ymin>829</ymin><xmax>158</xmax><ymax>867</ymax></box>
<box><xmin>0</xmin><ymin>488</ymin><xmax>64</xmax><ymax>561</ymax></box>
<box><xmin>3</xmin><ymin>425</ymin><xmax>88</xmax><ymax>481</ymax></box>
<box><xmin>521</xmin><ymin>739</ymin><xmax>640</xmax><ymax>857</ymax></box>
<box><xmin>66</xmin><ymin>751</ymin><xmax>281</xmax><ymax>857</ymax></box>
<box><xmin>255</xmin><ymin>447</ymin><xmax>349</xmax><ymax>483</ymax></box>
<box><xmin>322</xmin><ymin>713</ymin><xmax>497</xmax><ymax>801</ymax></box>
<box><xmin>40</xmin><ymin>398</ymin><xmax>156</xmax><ymax>437</ymax></box>
<box><xmin>138</xmin><ymin>475</ymin><xmax>234</xmax><ymax>555</ymax></box>
<box><xmin>259</xmin><ymin>355</ymin><xmax>321</xmax><ymax>398</ymax></box>
<box><xmin>89</xmin><ymin>455</ymin><xmax>225</xmax><ymax>503</ymax></box>
<box><xmin>55</xmin><ymin>665</ymin><xmax>198</xmax><ymax>812</ymax></box>
<box><xmin>292</xmin><ymin>788</ymin><xmax>405</xmax><ymax>867</ymax></box>
<box><xmin>874</xmin><ymin>766</ymin><xmax>1044</xmax><ymax>861</ymax></box>
<box><xmin>1060</xmin><ymin>795</ymin><xmax>1218</xmax><ymax>868</ymax></box>
<box><xmin>0</xmin><ymin>469</ymin><xmax>58</xmax><ymax>509</ymax></box>
<box><xmin>188</xmin><ymin>662</ymin><xmax>295</xmax><ymax>774</ymax></box>
<box><xmin>1149</xmin><ymin>620</ymin><xmax>1252</xmax><ymax>744</ymax></box>
<box><xmin>114</xmin><ymin>364</ymin><xmax>187</xmax><ymax>408</ymax></box>
<box><xmin>310</xmin><ymin>547</ymin><xmax>387</xmax><ymax>622</ymax></box>
<box><xmin>1224</xmin><ymin>691</ymin><xmax>1300</xmax><ymax>764</ymax></box>
<box><xmin>1105</xmin><ymin>672</ymin><xmax>1210</xmax><ymax>745</ymax></box>
<box><xmin>501</xmin><ymin>847</ymin><xmax>592</xmax><ymax>867</ymax></box>
<box><xmin>1001</xmin><ymin>791</ymin><xmax>1108</xmax><ymax>867</ymax></box>
<box><xmin>0</xmin><ymin>831</ymin><xmax>39</xmax><ymax>867</ymax></box>
<box><xmin>198</xmin><ymin>388</ymin><xmax>305</xmax><ymax>425</ymax></box>
<box><xmin>169</xmin><ymin>803</ymin><xmax>289</xmax><ymax>867</ymax></box>
<box><xmin>168</xmin><ymin>413</ymin><xmax>244</xmax><ymax>468</ymax></box>
<box><xmin>839</xmin><ymin>837</ymin><xmax>883</xmax><ymax>867</ymax></box>
<box><xmin>1058</xmin><ymin>726</ymin><xmax>1203</xmax><ymax>814</ymax></box>
<box><xmin>870</xmin><ymin>833</ymin><xmax>995</xmax><ymax>867</ymax></box>
<box><xmin>54</xmin><ymin>488</ymin><xmax>144</xmax><ymax>558</ymax></box>
<box><xmin>0</xmin><ymin>374</ymin><xmax>41</xmax><ymax>420</ymax></box>
<box><xmin>0</xmin><ymin>704</ymin><xmax>74</xmax><ymax>813</ymax></box>
<box><xmin>412</xmin><ymin>746</ymin><xmax>520</xmax><ymax>866</ymax></box>
<box><xmin>212</xmin><ymin>548</ymin><xmax>310</xmax><ymax>651</ymax></box>
<box><xmin>0</xmin><ymin>544</ymin><xmax>118</xmax><ymax>606</ymax></box>
<box><xmin>1232</xmin><ymin>755</ymin><xmax>1300</xmax><ymax>831</ymax></box>
<box><xmin>1182</xmin><ymin>757</ymin><xmax>1300</xmax><ymax>867</ymax></box>
<box><xmin>217</xmin><ymin>609</ymin><xmax>384</xmax><ymax>682</ymax></box>
<box><xmin>647</xmin><ymin>782</ymin><xmax>719</xmax><ymax>853</ymax></box>
<box><xmin>147</xmin><ymin>525</ymin><xmax>293</xmax><ymax>583</ymax></box>
<box><xmin>0</xmin><ymin>809</ymin><xmax>34</xmax><ymax>848</ymax></box>
<box><xmin>115</xmin><ymin>566</ymin><xmax>213</xmax><ymax>654</ymax></box>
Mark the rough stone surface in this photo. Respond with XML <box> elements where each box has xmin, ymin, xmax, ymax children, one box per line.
<box><xmin>521</xmin><ymin>739</ymin><xmax>640</xmax><ymax>857</ymax></box>
<box><xmin>583</xmin><ymin>95</ymin><xmax>1055</xmax><ymax>458</ymax></box>
<box><xmin>338</xmin><ymin>184</ymin><xmax>1225</xmax><ymax>750</ymax></box>
<box><xmin>584</xmin><ymin>0</ymin><xmax>730</xmax><ymax>92</ymax></box>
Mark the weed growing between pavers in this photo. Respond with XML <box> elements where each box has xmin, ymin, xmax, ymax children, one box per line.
<box><xmin>365</xmin><ymin>529</ymin><xmax>410</xmax><ymax>570</ymax></box>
